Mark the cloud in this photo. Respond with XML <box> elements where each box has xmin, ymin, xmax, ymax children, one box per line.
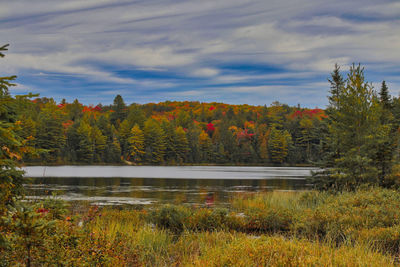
<box><xmin>191</xmin><ymin>68</ymin><xmax>219</xmax><ymax>77</ymax></box>
<box><xmin>1</xmin><ymin>0</ymin><xmax>399</xmax><ymax>106</ymax></box>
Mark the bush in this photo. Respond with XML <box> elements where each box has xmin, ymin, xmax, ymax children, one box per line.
<box><xmin>148</xmin><ymin>205</ymin><xmax>191</xmax><ymax>234</ymax></box>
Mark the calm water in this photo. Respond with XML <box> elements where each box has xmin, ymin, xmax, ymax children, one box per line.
<box><xmin>23</xmin><ymin>166</ymin><xmax>314</xmax><ymax>206</ymax></box>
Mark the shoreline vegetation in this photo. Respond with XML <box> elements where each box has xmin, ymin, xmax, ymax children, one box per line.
<box><xmin>21</xmin><ymin>162</ymin><xmax>315</xmax><ymax>167</ymax></box>
<box><xmin>2</xmin><ymin>188</ymin><xmax>400</xmax><ymax>266</ymax></box>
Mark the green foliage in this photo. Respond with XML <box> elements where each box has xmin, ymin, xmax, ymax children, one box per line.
<box><xmin>148</xmin><ymin>205</ymin><xmax>191</xmax><ymax>235</ymax></box>
<box><xmin>315</xmin><ymin>64</ymin><xmax>397</xmax><ymax>190</ymax></box>
<box><xmin>35</xmin><ymin>102</ymin><xmax>66</xmax><ymax>162</ymax></box>
<box><xmin>268</xmin><ymin>126</ymin><xmax>292</xmax><ymax>164</ymax></box>
<box><xmin>143</xmin><ymin>119</ymin><xmax>166</xmax><ymax>163</ymax></box>
<box><xmin>175</xmin><ymin>126</ymin><xmax>189</xmax><ymax>164</ymax></box>
<box><xmin>110</xmin><ymin>94</ymin><xmax>127</xmax><ymax>126</ymax></box>
<box><xmin>129</xmin><ymin>124</ymin><xmax>145</xmax><ymax>162</ymax></box>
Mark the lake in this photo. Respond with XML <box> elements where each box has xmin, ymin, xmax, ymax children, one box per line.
<box><xmin>23</xmin><ymin>166</ymin><xmax>315</xmax><ymax>206</ymax></box>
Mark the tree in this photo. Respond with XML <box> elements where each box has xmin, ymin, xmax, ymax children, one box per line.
<box><xmin>315</xmin><ymin>64</ymin><xmax>391</xmax><ymax>190</ymax></box>
<box><xmin>199</xmin><ymin>130</ymin><xmax>213</xmax><ymax>162</ymax></box>
<box><xmin>268</xmin><ymin>126</ymin><xmax>292</xmax><ymax>164</ymax></box>
<box><xmin>76</xmin><ymin>121</ymin><xmax>94</xmax><ymax>163</ymax></box>
<box><xmin>175</xmin><ymin>126</ymin><xmax>189</xmax><ymax>164</ymax></box>
<box><xmin>161</xmin><ymin>120</ymin><xmax>177</xmax><ymax>163</ymax></box>
<box><xmin>35</xmin><ymin>102</ymin><xmax>66</xmax><ymax>162</ymax></box>
<box><xmin>0</xmin><ymin>44</ymin><xmax>35</xmax><ymax>247</ymax></box>
<box><xmin>143</xmin><ymin>119</ymin><xmax>166</xmax><ymax>163</ymax></box>
<box><xmin>110</xmin><ymin>95</ymin><xmax>127</xmax><ymax>126</ymax></box>
<box><xmin>0</xmin><ymin>44</ymin><xmax>24</xmax><ymax>213</ymax></box>
<box><xmin>91</xmin><ymin>126</ymin><xmax>107</xmax><ymax>162</ymax></box>
<box><xmin>128</xmin><ymin>124</ymin><xmax>145</xmax><ymax>162</ymax></box>
<box><xmin>118</xmin><ymin>119</ymin><xmax>132</xmax><ymax>158</ymax></box>
<box><xmin>379</xmin><ymin>81</ymin><xmax>392</xmax><ymax>110</ymax></box>
<box><xmin>328</xmin><ymin>64</ymin><xmax>345</xmax><ymax>109</ymax></box>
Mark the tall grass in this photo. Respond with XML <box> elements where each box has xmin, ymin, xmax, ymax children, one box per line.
<box><xmin>3</xmin><ymin>187</ymin><xmax>400</xmax><ymax>266</ymax></box>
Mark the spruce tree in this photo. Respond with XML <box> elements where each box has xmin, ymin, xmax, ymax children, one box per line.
<box><xmin>379</xmin><ymin>81</ymin><xmax>392</xmax><ymax>110</ymax></box>
<box><xmin>328</xmin><ymin>64</ymin><xmax>345</xmax><ymax>108</ymax></box>
<box><xmin>110</xmin><ymin>95</ymin><xmax>127</xmax><ymax>126</ymax></box>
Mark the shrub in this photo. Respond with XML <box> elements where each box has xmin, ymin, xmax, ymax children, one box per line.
<box><xmin>148</xmin><ymin>205</ymin><xmax>191</xmax><ymax>234</ymax></box>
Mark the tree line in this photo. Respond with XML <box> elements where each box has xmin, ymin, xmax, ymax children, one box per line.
<box><xmin>13</xmin><ymin>94</ymin><xmax>330</xmax><ymax>165</ymax></box>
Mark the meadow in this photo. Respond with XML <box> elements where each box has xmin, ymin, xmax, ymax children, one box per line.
<box><xmin>3</xmin><ymin>187</ymin><xmax>400</xmax><ymax>266</ymax></box>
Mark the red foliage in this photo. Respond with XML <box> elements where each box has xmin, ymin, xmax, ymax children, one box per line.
<box><xmin>37</xmin><ymin>208</ymin><xmax>49</xmax><ymax>216</ymax></box>
<box><xmin>57</xmin><ymin>104</ymin><xmax>65</xmax><ymax>108</ymax></box>
<box><xmin>206</xmin><ymin>123</ymin><xmax>215</xmax><ymax>133</ymax></box>
<box><xmin>237</xmin><ymin>129</ymin><xmax>254</xmax><ymax>140</ymax></box>
<box><xmin>290</xmin><ymin>108</ymin><xmax>326</xmax><ymax>119</ymax></box>
<box><xmin>209</xmin><ymin>106</ymin><xmax>215</xmax><ymax>111</ymax></box>
<box><xmin>62</xmin><ymin>120</ymin><xmax>74</xmax><ymax>129</ymax></box>
<box><xmin>94</xmin><ymin>105</ymin><xmax>102</xmax><ymax>111</ymax></box>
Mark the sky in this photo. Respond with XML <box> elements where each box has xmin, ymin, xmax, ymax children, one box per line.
<box><xmin>1</xmin><ymin>0</ymin><xmax>400</xmax><ymax>107</ymax></box>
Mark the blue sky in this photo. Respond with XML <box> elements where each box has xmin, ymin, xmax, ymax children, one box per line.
<box><xmin>1</xmin><ymin>0</ymin><xmax>400</xmax><ymax>107</ymax></box>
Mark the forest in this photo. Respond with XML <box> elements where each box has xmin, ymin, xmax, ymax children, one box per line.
<box><xmin>17</xmin><ymin>96</ymin><xmax>328</xmax><ymax>165</ymax></box>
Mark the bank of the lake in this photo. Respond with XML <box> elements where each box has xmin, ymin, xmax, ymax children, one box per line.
<box><xmin>23</xmin><ymin>166</ymin><xmax>315</xmax><ymax>206</ymax></box>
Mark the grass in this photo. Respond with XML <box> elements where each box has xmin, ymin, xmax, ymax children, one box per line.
<box><xmin>2</xmin><ymin>187</ymin><xmax>400</xmax><ymax>266</ymax></box>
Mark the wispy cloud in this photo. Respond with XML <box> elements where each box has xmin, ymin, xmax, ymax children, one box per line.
<box><xmin>1</xmin><ymin>0</ymin><xmax>399</xmax><ymax>106</ymax></box>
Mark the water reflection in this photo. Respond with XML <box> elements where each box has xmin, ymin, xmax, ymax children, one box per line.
<box><xmin>25</xmin><ymin>176</ymin><xmax>311</xmax><ymax>206</ymax></box>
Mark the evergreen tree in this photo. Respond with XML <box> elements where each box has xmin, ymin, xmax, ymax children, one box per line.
<box><xmin>106</xmin><ymin>136</ymin><xmax>122</xmax><ymax>163</ymax></box>
<box><xmin>110</xmin><ymin>95</ymin><xmax>127</xmax><ymax>126</ymax></box>
<box><xmin>161</xmin><ymin>120</ymin><xmax>177</xmax><ymax>163</ymax></box>
<box><xmin>143</xmin><ymin>119</ymin><xmax>166</xmax><ymax>163</ymax></box>
<box><xmin>199</xmin><ymin>130</ymin><xmax>213</xmax><ymax>162</ymax></box>
<box><xmin>76</xmin><ymin>121</ymin><xmax>94</xmax><ymax>163</ymax></box>
<box><xmin>118</xmin><ymin>119</ymin><xmax>132</xmax><ymax>158</ymax></box>
<box><xmin>127</xmin><ymin>104</ymin><xmax>146</xmax><ymax>129</ymax></box>
<box><xmin>316</xmin><ymin>64</ymin><xmax>390</xmax><ymax>190</ymax></box>
<box><xmin>328</xmin><ymin>64</ymin><xmax>345</xmax><ymax>108</ymax></box>
<box><xmin>91</xmin><ymin>126</ymin><xmax>106</xmax><ymax>162</ymax></box>
<box><xmin>129</xmin><ymin>124</ymin><xmax>145</xmax><ymax>162</ymax></box>
<box><xmin>379</xmin><ymin>81</ymin><xmax>392</xmax><ymax>110</ymax></box>
<box><xmin>35</xmin><ymin>102</ymin><xmax>66</xmax><ymax>162</ymax></box>
<box><xmin>175</xmin><ymin>126</ymin><xmax>189</xmax><ymax>164</ymax></box>
<box><xmin>0</xmin><ymin>44</ymin><xmax>24</xmax><ymax>217</ymax></box>
<box><xmin>268</xmin><ymin>126</ymin><xmax>292</xmax><ymax>164</ymax></box>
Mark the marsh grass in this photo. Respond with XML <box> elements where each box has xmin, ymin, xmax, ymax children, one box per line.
<box><xmin>3</xmin><ymin>187</ymin><xmax>400</xmax><ymax>266</ymax></box>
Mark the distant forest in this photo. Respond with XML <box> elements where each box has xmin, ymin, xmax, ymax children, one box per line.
<box><xmin>13</xmin><ymin>96</ymin><xmax>328</xmax><ymax>165</ymax></box>
<box><xmin>11</xmin><ymin>79</ymin><xmax>400</xmax><ymax>166</ymax></box>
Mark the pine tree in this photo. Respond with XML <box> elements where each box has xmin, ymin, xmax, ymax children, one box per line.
<box><xmin>129</xmin><ymin>124</ymin><xmax>145</xmax><ymax>162</ymax></box>
<box><xmin>199</xmin><ymin>130</ymin><xmax>213</xmax><ymax>162</ymax></box>
<box><xmin>144</xmin><ymin>119</ymin><xmax>166</xmax><ymax>163</ymax></box>
<box><xmin>127</xmin><ymin>104</ymin><xmax>146</xmax><ymax>129</ymax></box>
<box><xmin>91</xmin><ymin>126</ymin><xmax>106</xmax><ymax>162</ymax></box>
<box><xmin>118</xmin><ymin>119</ymin><xmax>132</xmax><ymax>158</ymax></box>
<box><xmin>175</xmin><ymin>126</ymin><xmax>189</xmax><ymax>163</ymax></box>
<box><xmin>161</xmin><ymin>120</ymin><xmax>177</xmax><ymax>163</ymax></box>
<box><xmin>76</xmin><ymin>121</ymin><xmax>94</xmax><ymax>163</ymax></box>
<box><xmin>268</xmin><ymin>126</ymin><xmax>292</xmax><ymax>164</ymax></box>
<box><xmin>316</xmin><ymin>64</ymin><xmax>390</xmax><ymax>190</ymax></box>
<box><xmin>35</xmin><ymin>102</ymin><xmax>66</xmax><ymax>162</ymax></box>
<box><xmin>110</xmin><ymin>95</ymin><xmax>127</xmax><ymax>126</ymax></box>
